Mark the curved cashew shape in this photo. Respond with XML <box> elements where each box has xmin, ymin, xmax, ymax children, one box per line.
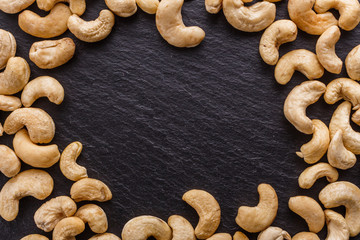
<box><xmin>156</xmin><ymin>0</ymin><xmax>205</xmax><ymax>48</ymax></box>
<box><xmin>319</xmin><ymin>181</ymin><xmax>360</xmax><ymax>237</ymax></box>
<box><xmin>21</xmin><ymin>76</ymin><xmax>64</xmax><ymax>108</ymax></box>
<box><xmin>0</xmin><ymin>95</ymin><xmax>21</xmax><ymax>111</ymax></box>
<box><xmin>75</xmin><ymin>204</ymin><xmax>108</xmax><ymax>233</ymax></box>
<box><xmin>325</xmin><ymin>78</ymin><xmax>360</xmax><ymax>110</ymax></box>
<box><xmin>233</xmin><ymin>232</ymin><xmax>249</xmax><ymax>240</ymax></box>
<box><xmin>0</xmin><ymin>0</ymin><xmax>35</xmax><ymax>14</ymax></box>
<box><xmin>327</xmin><ymin>129</ymin><xmax>356</xmax><ymax>170</ymax></box>
<box><xmin>275</xmin><ymin>50</ymin><xmax>324</xmax><ymax>85</ymax></box>
<box><xmin>18</xmin><ymin>3</ymin><xmax>72</xmax><ymax>38</ymax></box>
<box><xmin>36</xmin><ymin>0</ymin><xmax>86</xmax><ymax>15</ymax></box>
<box><xmin>53</xmin><ymin>216</ymin><xmax>85</xmax><ymax>240</ymax></box>
<box><xmin>168</xmin><ymin>215</ymin><xmax>196</xmax><ymax>240</ymax></box>
<box><xmin>298</xmin><ymin>163</ymin><xmax>338</xmax><ymax>189</ymax></box>
<box><xmin>70</xmin><ymin>178</ymin><xmax>112</xmax><ymax>202</ymax></box>
<box><xmin>14</xmin><ymin>129</ymin><xmax>60</xmax><ymax>168</ymax></box>
<box><xmin>257</xmin><ymin>227</ymin><xmax>291</xmax><ymax>240</ymax></box>
<box><xmin>296</xmin><ymin>119</ymin><xmax>329</xmax><ymax>164</ymax></box>
<box><xmin>89</xmin><ymin>233</ymin><xmax>121</xmax><ymax>240</ymax></box>
<box><xmin>105</xmin><ymin>0</ymin><xmax>137</xmax><ymax>17</ymax></box>
<box><xmin>0</xmin><ymin>169</ymin><xmax>54</xmax><ymax>221</ymax></box>
<box><xmin>292</xmin><ymin>232</ymin><xmax>320</xmax><ymax>240</ymax></box>
<box><xmin>207</xmin><ymin>233</ymin><xmax>232</xmax><ymax>240</ymax></box>
<box><xmin>325</xmin><ymin>209</ymin><xmax>350</xmax><ymax>240</ymax></box>
<box><xmin>236</xmin><ymin>183</ymin><xmax>278</xmax><ymax>233</ymax></box>
<box><xmin>284</xmin><ymin>81</ymin><xmax>326</xmax><ymax>134</ymax></box>
<box><xmin>122</xmin><ymin>215</ymin><xmax>172</xmax><ymax>240</ymax></box>
<box><xmin>0</xmin><ymin>29</ymin><xmax>16</xmax><ymax>70</ymax></box>
<box><xmin>21</xmin><ymin>234</ymin><xmax>49</xmax><ymax>240</ymax></box>
<box><xmin>0</xmin><ymin>57</ymin><xmax>30</xmax><ymax>95</ymax></box>
<box><xmin>288</xmin><ymin>196</ymin><xmax>325</xmax><ymax>233</ymax></box>
<box><xmin>4</xmin><ymin>107</ymin><xmax>55</xmax><ymax>144</ymax></box>
<box><xmin>0</xmin><ymin>145</ymin><xmax>20</xmax><ymax>178</ymax></box>
<box><xmin>34</xmin><ymin>196</ymin><xmax>77</xmax><ymax>232</ymax></box>
<box><xmin>288</xmin><ymin>0</ymin><xmax>337</xmax><ymax>35</ymax></box>
<box><xmin>345</xmin><ymin>44</ymin><xmax>360</xmax><ymax>81</ymax></box>
<box><xmin>67</xmin><ymin>10</ymin><xmax>115</xmax><ymax>43</ymax></box>
<box><xmin>222</xmin><ymin>0</ymin><xmax>275</xmax><ymax>32</ymax></box>
<box><xmin>316</xmin><ymin>26</ymin><xmax>342</xmax><ymax>74</ymax></box>
<box><xmin>182</xmin><ymin>189</ymin><xmax>221</xmax><ymax>239</ymax></box>
<box><xmin>60</xmin><ymin>141</ymin><xmax>87</xmax><ymax>181</ymax></box>
<box><xmin>352</xmin><ymin>108</ymin><xmax>360</xmax><ymax>125</ymax></box>
<box><xmin>205</xmin><ymin>0</ymin><xmax>222</xmax><ymax>14</ymax></box>
<box><xmin>259</xmin><ymin>20</ymin><xmax>297</xmax><ymax>66</ymax></box>
<box><xmin>314</xmin><ymin>0</ymin><xmax>360</xmax><ymax>31</ymax></box>
<box><xmin>136</xmin><ymin>0</ymin><xmax>158</xmax><ymax>14</ymax></box>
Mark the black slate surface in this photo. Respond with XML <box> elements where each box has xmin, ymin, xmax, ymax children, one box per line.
<box><xmin>1</xmin><ymin>0</ymin><xmax>360</xmax><ymax>239</ymax></box>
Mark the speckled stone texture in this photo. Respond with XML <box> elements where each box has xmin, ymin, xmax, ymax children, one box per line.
<box><xmin>0</xmin><ymin>1</ymin><xmax>359</xmax><ymax>239</ymax></box>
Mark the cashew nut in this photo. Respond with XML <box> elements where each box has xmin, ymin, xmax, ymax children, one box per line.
<box><xmin>18</xmin><ymin>3</ymin><xmax>72</xmax><ymax>38</ymax></box>
<box><xmin>236</xmin><ymin>183</ymin><xmax>277</xmax><ymax>233</ymax></box>
<box><xmin>275</xmin><ymin>50</ymin><xmax>324</xmax><ymax>85</ymax></box>
<box><xmin>205</xmin><ymin>0</ymin><xmax>222</xmax><ymax>14</ymax></box>
<box><xmin>0</xmin><ymin>95</ymin><xmax>21</xmax><ymax>111</ymax></box>
<box><xmin>75</xmin><ymin>204</ymin><xmax>108</xmax><ymax>233</ymax></box>
<box><xmin>0</xmin><ymin>169</ymin><xmax>54</xmax><ymax>221</ymax></box>
<box><xmin>207</xmin><ymin>233</ymin><xmax>232</xmax><ymax>240</ymax></box>
<box><xmin>0</xmin><ymin>29</ymin><xmax>16</xmax><ymax>70</ymax></box>
<box><xmin>324</xmin><ymin>78</ymin><xmax>360</xmax><ymax>110</ymax></box>
<box><xmin>34</xmin><ymin>196</ymin><xmax>77</xmax><ymax>232</ymax></box>
<box><xmin>136</xmin><ymin>0</ymin><xmax>158</xmax><ymax>14</ymax></box>
<box><xmin>316</xmin><ymin>26</ymin><xmax>342</xmax><ymax>74</ymax></box>
<box><xmin>0</xmin><ymin>145</ymin><xmax>20</xmax><ymax>178</ymax></box>
<box><xmin>21</xmin><ymin>235</ymin><xmax>49</xmax><ymax>240</ymax></box>
<box><xmin>319</xmin><ymin>181</ymin><xmax>360</xmax><ymax>237</ymax></box>
<box><xmin>292</xmin><ymin>232</ymin><xmax>320</xmax><ymax>240</ymax></box>
<box><xmin>53</xmin><ymin>216</ymin><xmax>85</xmax><ymax>240</ymax></box>
<box><xmin>222</xmin><ymin>0</ymin><xmax>275</xmax><ymax>32</ymax></box>
<box><xmin>105</xmin><ymin>0</ymin><xmax>137</xmax><ymax>17</ymax></box>
<box><xmin>284</xmin><ymin>81</ymin><xmax>326</xmax><ymax>134</ymax></box>
<box><xmin>314</xmin><ymin>0</ymin><xmax>360</xmax><ymax>31</ymax></box>
<box><xmin>4</xmin><ymin>107</ymin><xmax>55</xmax><ymax>144</ymax></box>
<box><xmin>0</xmin><ymin>57</ymin><xmax>30</xmax><ymax>95</ymax></box>
<box><xmin>288</xmin><ymin>0</ymin><xmax>337</xmax><ymax>35</ymax></box>
<box><xmin>67</xmin><ymin>10</ymin><xmax>115</xmax><ymax>43</ymax></box>
<box><xmin>168</xmin><ymin>215</ymin><xmax>196</xmax><ymax>240</ymax></box>
<box><xmin>325</xmin><ymin>209</ymin><xmax>350</xmax><ymax>240</ymax></box>
<box><xmin>257</xmin><ymin>227</ymin><xmax>291</xmax><ymax>240</ymax></box>
<box><xmin>327</xmin><ymin>129</ymin><xmax>356</xmax><ymax>170</ymax></box>
<box><xmin>233</xmin><ymin>232</ymin><xmax>249</xmax><ymax>240</ymax></box>
<box><xmin>89</xmin><ymin>233</ymin><xmax>121</xmax><ymax>240</ymax></box>
<box><xmin>182</xmin><ymin>189</ymin><xmax>221</xmax><ymax>239</ymax></box>
<box><xmin>298</xmin><ymin>163</ymin><xmax>339</xmax><ymax>189</ymax></box>
<box><xmin>288</xmin><ymin>196</ymin><xmax>325</xmax><ymax>233</ymax></box>
<box><xmin>259</xmin><ymin>20</ymin><xmax>297</xmax><ymax>66</ymax></box>
<box><xmin>296</xmin><ymin>119</ymin><xmax>330</xmax><ymax>164</ymax></box>
<box><xmin>36</xmin><ymin>0</ymin><xmax>86</xmax><ymax>15</ymax></box>
<box><xmin>0</xmin><ymin>0</ymin><xmax>35</xmax><ymax>14</ymax></box>
<box><xmin>122</xmin><ymin>215</ymin><xmax>172</xmax><ymax>240</ymax></box>
<box><xmin>352</xmin><ymin>109</ymin><xmax>360</xmax><ymax>125</ymax></box>
<box><xmin>345</xmin><ymin>44</ymin><xmax>360</xmax><ymax>81</ymax></box>
<box><xmin>60</xmin><ymin>141</ymin><xmax>87</xmax><ymax>181</ymax></box>
<box><xmin>70</xmin><ymin>178</ymin><xmax>112</xmax><ymax>202</ymax></box>
<box><xmin>156</xmin><ymin>0</ymin><xmax>205</xmax><ymax>48</ymax></box>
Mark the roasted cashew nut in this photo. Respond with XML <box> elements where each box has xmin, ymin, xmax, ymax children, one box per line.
<box><xmin>21</xmin><ymin>234</ymin><xmax>49</xmax><ymax>240</ymax></box>
<box><xmin>182</xmin><ymin>189</ymin><xmax>221</xmax><ymax>239</ymax></box>
<box><xmin>122</xmin><ymin>215</ymin><xmax>172</xmax><ymax>240</ymax></box>
<box><xmin>0</xmin><ymin>0</ymin><xmax>35</xmax><ymax>14</ymax></box>
<box><xmin>352</xmin><ymin>108</ymin><xmax>360</xmax><ymax>125</ymax></box>
<box><xmin>207</xmin><ymin>233</ymin><xmax>232</xmax><ymax>240</ymax></box>
<box><xmin>257</xmin><ymin>227</ymin><xmax>291</xmax><ymax>240</ymax></box>
<box><xmin>4</xmin><ymin>107</ymin><xmax>55</xmax><ymax>144</ymax></box>
<box><xmin>205</xmin><ymin>0</ymin><xmax>222</xmax><ymax>14</ymax></box>
<box><xmin>319</xmin><ymin>181</ymin><xmax>360</xmax><ymax>237</ymax></box>
<box><xmin>136</xmin><ymin>0</ymin><xmax>158</xmax><ymax>14</ymax></box>
<box><xmin>0</xmin><ymin>169</ymin><xmax>54</xmax><ymax>221</ymax></box>
<box><xmin>0</xmin><ymin>29</ymin><xmax>16</xmax><ymax>70</ymax></box>
<box><xmin>0</xmin><ymin>145</ymin><xmax>20</xmax><ymax>178</ymax></box>
<box><xmin>18</xmin><ymin>3</ymin><xmax>72</xmax><ymax>38</ymax></box>
<box><xmin>0</xmin><ymin>57</ymin><xmax>30</xmax><ymax>95</ymax></box>
<box><xmin>233</xmin><ymin>232</ymin><xmax>249</xmax><ymax>240</ymax></box>
<box><xmin>325</xmin><ymin>209</ymin><xmax>350</xmax><ymax>240</ymax></box>
<box><xmin>298</xmin><ymin>163</ymin><xmax>339</xmax><ymax>189</ymax></box>
<box><xmin>292</xmin><ymin>232</ymin><xmax>320</xmax><ymax>240</ymax></box>
<box><xmin>236</xmin><ymin>183</ymin><xmax>277</xmax><ymax>233</ymax></box>
<box><xmin>89</xmin><ymin>233</ymin><xmax>121</xmax><ymax>240</ymax></box>
<box><xmin>105</xmin><ymin>0</ymin><xmax>137</xmax><ymax>17</ymax></box>
<box><xmin>288</xmin><ymin>196</ymin><xmax>325</xmax><ymax>233</ymax></box>
<box><xmin>345</xmin><ymin>44</ymin><xmax>360</xmax><ymax>80</ymax></box>
<box><xmin>325</xmin><ymin>78</ymin><xmax>360</xmax><ymax>110</ymax></box>
<box><xmin>327</xmin><ymin>129</ymin><xmax>356</xmax><ymax>170</ymax></box>
<box><xmin>34</xmin><ymin>196</ymin><xmax>77</xmax><ymax>232</ymax></box>
<box><xmin>284</xmin><ymin>81</ymin><xmax>326</xmax><ymax>134</ymax></box>
<box><xmin>60</xmin><ymin>141</ymin><xmax>87</xmax><ymax>181</ymax></box>
<box><xmin>0</xmin><ymin>96</ymin><xmax>21</xmax><ymax>112</ymax></box>
<box><xmin>259</xmin><ymin>19</ymin><xmax>297</xmax><ymax>65</ymax></box>
<box><xmin>75</xmin><ymin>204</ymin><xmax>108</xmax><ymax>233</ymax></box>
<box><xmin>36</xmin><ymin>0</ymin><xmax>86</xmax><ymax>15</ymax></box>
<box><xmin>53</xmin><ymin>216</ymin><xmax>85</xmax><ymax>240</ymax></box>
<box><xmin>70</xmin><ymin>178</ymin><xmax>112</xmax><ymax>202</ymax></box>
<box><xmin>168</xmin><ymin>215</ymin><xmax>196</xmax><ymax>240</ymax></box>
<box><xmin>156</xmin><ymin>0</ymin><xmax>205</xmax><ymax>48</ymax></box>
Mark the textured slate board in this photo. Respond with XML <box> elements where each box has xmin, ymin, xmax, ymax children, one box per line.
<box><xmin>0</xmin><ymin>1</ymin><xmax>360</xmax><ymax>239</ymax></box>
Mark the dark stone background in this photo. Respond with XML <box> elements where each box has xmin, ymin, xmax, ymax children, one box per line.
<box><xmin>0</xmin><ymin>0</ymin><xmax>360</xmax><ymax>239</ymax></box>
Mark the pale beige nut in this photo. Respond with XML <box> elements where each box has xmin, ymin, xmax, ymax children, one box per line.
<box><xmin>0</xmin><ymin>57</ymin><xmax>30</xmax><ymax>95</ymax></box>
<box><xmin>53</xmin><ymin>216</ymin><xmax>85</xmax><ymax>240</ymax></box>
<box><xmin>75</xmin><ymin>204</ymin><xmax>108</xmax><ymax>233</ymax></box>
<box><xmin>0</xmin><ymin>95</ymin><xmax>21</xmax><ymax>111</ymax></box>
<box><xmin>21</xmin><ymin>234</ymin><xmax>49</xmax><ymax>240</ymax></box>
<box><xmin>29</xmin><ymin>38</ymin><xmax>75</xmax><ymax>69</ymax></box>
<box><xmin>327</xmin><ymin>129</ymin><xmax>356</xmax><ymax>170</ymax></box>
<box><xmin>298</xmin><ymin>163</ymin><xmax>338</xmax><ymax>189</ymax></box>
<box><xmin>4</xmin><ymin>107</ymin><xmax>55</xmax><ymax>144</ymax></box>
<box><xmin>296</xmin><ymin>119</ymin><xmax>329</xmax><ymax>164</ymax></box>
<box><xmin>275</xmin><ymin>50</ymin><xmax>324</xmax><ymax>85</ymax></box>
<box><xmin>0</xmin><ymin>0</ymin><xmax>35</xmax><ymax>14</ymax></box>
<box><xmin>105</xmin><ymin>0</ymin><xmax>137</xmax><ymax>17</ymax></box>
<box><xmin>67</xmin><ymin>10</ymin><xmax>115</xmax><ymax>43</ymax></box>
<box><xmin>288</xmin><ymin>196</ymin><xmax>325</xmax><ymax>233</ymax></box>
<box><xmin>222</xmin><ymin>0</ymin><xmax>275</xmax><ymax>32</ymax></box>
<box><xmin>0</xmin><ymin>169</ymin><xmax>54</xmax><ymax>221</ymax></box>
<box><xmin>0</xmin><ymin>123</ymin><xmax>3</xmax><ymax>136</ymax></box>
<box><xmin>257</xmin><ymin>227</ymin><xmax>291</xmax><ymax>240</ymax></box>
<box><xmin>36</xmin><ymin>0</ymin><xmax>86</xmax><ymax>15</ymax></box>
<box><xmin>168</xmin><ymin>215</ymin><xmax>196</xmax><ymax>240</ymax></box>
<box><xmin>236</xmin><ymin>183</ymin><xmax>277</xmax><ymax>233</ymax></box>
<box><xmin>34</xmin><ymin>196</ymin><xmax>77</xmax><ymax>232</ymax></box>
<box><xmin>259</xmin><ymin>19</ymin><xmax>297</xmax><ymax>66</ymax></box>
<box><xmin>0</xmin><ymin>29</ymin><xmax>16</xmax><ymax>70</ymax></box>
<box><xmin>70</xmin><ymin>178</ymin><xmax>112</xmax><ymax>202</ymax></box>
<box><xmin>284</xmin><ymin>81</ymin><xmax>326</xmax><ymax>134</ymax></box>
<box><xmin>207</xmin><ymin>233</ymin><xmax>231</xmax><ymax>240</ymax></box>
<box><xmin>325</xmin><ymin>209</ymin><xmax>350</xmax><ymax>240</ymax></box>
<box><xmin>60</xmin><ymin>141</ymin><xmax>87</xmax><ymax>181</ymax></box>
<box><xmin>314</xmin><ymin>0</ymin><xmax>360</xmax><ymax>31</ymax></box>
<box><xmin>345</xmin><ymin>44</ymin><xmax>360</xmax><ymax>80</ymax></box>
<box><xmin>89</xmin><ymin>233</ymin><xmax>121</xmax><ymax>240</ymax></box>
<box><xmin>292</xmin><ymin>232</ymin><xmax>320</xmax><ymax>240</ymax></box>
<box><xmin>316</xmin><ymin>26</ymin><xmax>342</xmax><ymax>74</ymax></box>
<box><xmin>21</xmin><ymin>76</ymin><xmax>64</xmax><ymax>108</ymax></box>
<box><xmin>182</xmin><ymin>189</ymin><xmax>221</xmax><ymax>239</ymax></box>
<box><xmin>122</xmin><ymin>215</ymin><xmax>172</xmax><ymax>240</ymax></box>
<box><xmin>319</xmin><ymin>181</ymin><xmax>360</xmax><ymax>237</ymax></box>
<box><xmin>352</xmin><ymin>109</ymin><xmax>360</xmax><ymax>125</ymax></box>
<box><xmin>0</xmin><ymin>145</ymin><xmax>20</xmax><ymax>178</ymax></box>
<box><xmin>325</xmin><ymin>78</ymin><xmax>360</xmax><ymax>110</ymax></box>
<box><xmin>156</xmin><ymin>0</ymin><xmax>205</xmax><ymax>48</ymax></box>
<box><xmin>136</xmin><ymin>0</ymin><xmax>158</xmax><ymax>14</ymax></box>
<box><xmin>288</xmin><ymin>0</ymin><xmax>337</xmax><ymax>35</ymax></box>
<box><xmin>205</xmin><ymin>0</ymin><xmax>222</xmax><ymax>14</ymax></box>
<box><xmin>233</xmin><ymin>232</ymin><xmax>249</xmax><ymax>240</ymax></box>
<box><xmin>18</xmin><ymin>3</ymin><xmax>72</xmax><ymax>38</ymax></box>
